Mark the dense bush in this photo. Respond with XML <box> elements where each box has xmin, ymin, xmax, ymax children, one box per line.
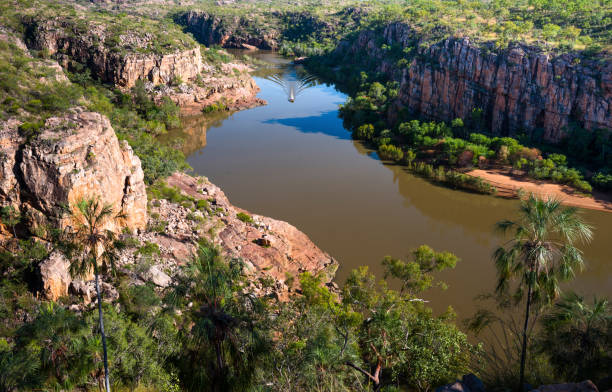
<box><xmin>340</xmin><ymin>76</ymin><xmax>602</xmax><ymax>194</ymax></box>
<box><xmin>378</xmin><ymin>143</ymin><xmax>404</xmax><ymax>161</ymax></box>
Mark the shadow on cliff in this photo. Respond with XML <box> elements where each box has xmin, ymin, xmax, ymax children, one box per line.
<box><xmin>263</xmin><ymin>110</ymin><xmax>351</xmax><ymax>140</ymax></box>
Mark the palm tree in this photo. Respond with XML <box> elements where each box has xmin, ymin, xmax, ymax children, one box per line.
<box><xmin>538</xmin><ymin>292</ymin><xmax>611</xmax><ymax>381</ymax></box>
<box><xmin>493</xmin><ymin>194</ymin><xmax>592</xmax><ymax>391</ymax></box>
<box><xmin>66</xmin><ymin>197</ymin><xmax>124</xmax><ymax>392</ymax></box>
<box><xmin>166</xmin><ymin>242</ymin><xmax>270</xmax><ymax>391</ymax></box>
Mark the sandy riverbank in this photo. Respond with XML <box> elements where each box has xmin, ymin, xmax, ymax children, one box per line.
<box><xmin>468</xmin><ymin>169</ymin><xmax>612</xmax><ymax>213</ymax></box>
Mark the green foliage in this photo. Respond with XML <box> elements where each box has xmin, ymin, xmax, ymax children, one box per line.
<box><xmin>382</xmin><ymin>245</ymin><xmax>459</xmax><ymax>294</ymax></box>
<box><xmin>353</xmin><ymin>123</ymin><xmax>375</xmax><ymax>140</ymax></box>
<box><xmin>166</xmin><ymin>242</ymin><xmax>271</xmax><ymax>391</ymax></box>
<box><xmin>493</xmin><ymin>195</ymin><xmax>593</xmax><ymax>388</ymax></box>
<box><xmin>202</xmin><ymin>101</ymin><xmax>228</xmax><ymax>113</ymax></box>
<box><xmin>591</xmin><ymin>171</ymin><xmax>612</xmax><ymax>190</ymax></box>
<box><xmin>0</xmin><ymin>303</ymin><xmax>95</xmax><ymax>391</ymax></box>
<box><xmin>236</xmin><ymin>212</ymin><xmax>254</xmax><ymax>223</ymax></box>
<box><xmin>378</xmin><ymin>143</ymin><xmax>404</xmax><ymax>162</ymax></box>
<box><xmin>536</xmin><ymin>292</ymin><xmax>611</xmax><ymax>383</ymax></box>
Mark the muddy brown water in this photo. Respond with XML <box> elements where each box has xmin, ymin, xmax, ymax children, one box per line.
<box><xmin>164</xmin><ymin>51</ymin><xmax>612</xmax><ymax>325</ymax></box>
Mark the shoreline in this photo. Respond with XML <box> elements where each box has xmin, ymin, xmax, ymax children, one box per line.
<box><xmin>467</xmin><ymin>168</ymin><xmax>612</xmax><ymax>213</ymax></box>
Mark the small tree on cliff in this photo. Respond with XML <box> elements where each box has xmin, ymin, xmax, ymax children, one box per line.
<box><xmin>65</xmin><ymin>197</ymin><xmax>124</xmax><ymax>392</ymax></box>
<box><xmin>493</xmin><ymin>194</ymin><xmax>592</xmax><ymax>391</ymax></box>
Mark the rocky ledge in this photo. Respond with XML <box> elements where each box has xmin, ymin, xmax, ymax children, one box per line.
<box><xmin>24</xmin><ymin>18</ymin><xmax>265</xmax><ymax>113</ymax></box>
<box><xmin>38</xmin><ymin>172</ymin><xmax>337</xmax><ymax>303</ymax></box>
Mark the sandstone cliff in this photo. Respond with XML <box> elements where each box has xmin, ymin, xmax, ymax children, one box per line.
<box><xmin>25</xmin><ymin>18</ymin><xmax>203</xmax><ymax>89</ymax></box>
<box><xmin>335</xmin><ymin>22</ymin><xmax>611</xmax><ymax>141</ymax></box>
<box><xmin>0</xmin><ymin>108</ymin><xmax>148</xmax><ymax>234</ymax></box>
<box><xmin>176</xmin><ymin>11</ymin><xmax>280</xmax><ymax>50</ymax></box>
<box><xmin>23</xmin><ymin>17</ymin><xmax>264</xmax><ymax>112</ymax></box>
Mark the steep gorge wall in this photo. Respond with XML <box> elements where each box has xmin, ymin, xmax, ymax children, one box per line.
<box><xmin>336</xmin><ymin>22</ymin><xmax>612</xmax><ymax>141</ymax></box>
<box><xmin>175</xmin><ymin>11</ymin><xmax>280</xmax><ymax>50</ymax></box>
<box><xmin>24</xmin><ymin>18</ymin><xmax>203</xmax><ymax>89</ymax></box>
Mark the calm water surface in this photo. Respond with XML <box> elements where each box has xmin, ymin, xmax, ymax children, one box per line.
<box><xmin>166</xmin><ymin>52</ymin><xmax>612</xmax><ymax>320</ymax></box>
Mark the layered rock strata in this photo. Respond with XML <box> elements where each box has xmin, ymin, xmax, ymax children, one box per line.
<box><xmin>335</xmin><ymin>22</ymin><xmax>611</xmax><ymax>141</ymax></box>
<box><xmin>0</xmin><ymin>108</ymin><xmax>148</xmax><ymax>233</ymax></box>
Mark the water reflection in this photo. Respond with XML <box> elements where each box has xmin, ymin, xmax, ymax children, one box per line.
<box><xmin>162</xmin><ymin>50</ymin><xmax>612</xmax><ymax>322</ymax></box>
<box><xmin>263</xmin><ymin>110</ymin><xmax>352</xmax><ymax>140</ymax></box>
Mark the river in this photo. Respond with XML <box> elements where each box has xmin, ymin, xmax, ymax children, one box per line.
<box><xmin>165</xmin><ymin>51</ymin><xmax>612</xmax><ymax>321</ymax></box>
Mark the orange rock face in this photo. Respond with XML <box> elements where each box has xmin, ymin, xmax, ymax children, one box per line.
<box><xmin>0</xmin><ymin>109</ymin><xmax>147</xmax><ymax>233</ymax></box>
<box><xmin>164</xmin><ymin>173</ymin><xmax>338</xmax><ymax>290</ymax></box>
<box><xmin>338</xmin><ymin>22</ymin><xmax>611</xmax><ymax>142</ymax></box>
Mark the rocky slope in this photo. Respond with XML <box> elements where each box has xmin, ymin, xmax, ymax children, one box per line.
<box><xmin>1</xmin><ymin>108</ymin><xmax>335</xmax><ymax>301</ymax></box>
<box><xmin>23</xmin><ymin>17</ymin><xmax>264</xmax><ymax>112</ymax></box>
<box><xmin>36</xmin><ymin>172</ymin><xmax>337</xmax><ymax>302</ymax></box>
<box><xmin>334</xmin><ymin>22</ymin><xmax>611</xmax><ymax>141</ymax></box>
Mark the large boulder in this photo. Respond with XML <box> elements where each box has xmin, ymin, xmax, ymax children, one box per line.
<box><xmin>39</xmin><ymin>250</ymin><xmax>72</xmax><ymax>301</ymax></box>
<box><xmin>1</xmin><ymin>108</ymin><xmax>147</xmax><ymax>234</ymax></box>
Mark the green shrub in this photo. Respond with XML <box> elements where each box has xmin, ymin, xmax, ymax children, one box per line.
<box><xmin>353</xmin><ymin>123</ymin><xmax>375</xmax><ymax>140</ymax></box>
<box><xmin>237</xmin><ymin>212</ymin><xmax>253</xmax><ymax>224</ymax></box>
<box><xmin>378</xmin><ymin>144</ymin><xmax>404</xmax><ymax>162</ymax></box>
<box><xmin>591</xmin><ymin>172</ymin><xmax>612</xmax><ymax>190</ymax></box>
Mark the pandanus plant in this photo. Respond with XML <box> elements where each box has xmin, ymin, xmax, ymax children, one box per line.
<box><xmin>65</xmin><ymin>197</ymin><xmax>125</xmax><ymax>392</ymax></box>
<box><xmin>493</xmin><ymin>194</ymin><xmax>592</xmax><ymax>390</ymax></box>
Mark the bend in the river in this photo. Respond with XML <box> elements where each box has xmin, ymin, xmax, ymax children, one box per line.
<box><xmin>163</xmin><ymin>51</ymin><xmax>612</xmax><ymax>320</ymax></box>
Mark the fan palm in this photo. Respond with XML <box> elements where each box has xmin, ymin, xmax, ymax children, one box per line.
<box><xmin>493</xmin><ymin>194</ymin><xmax>592</xmax><ymax>390</ymax></box>
<box><xmin>167</xmin><ymin>242</ymin><xmax>270</xmax><ymax>391</ymax></box>
<box><xmin>538</xmin><ymin>292</ymin><xmax>611</xmax><ymax>381</ymax></box>
<box><xmin>66</xmin><ymin>197</ymin><xmax>124</xmax><ymax>392</ymax></box>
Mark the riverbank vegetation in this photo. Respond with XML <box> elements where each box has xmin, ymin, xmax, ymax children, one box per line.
<box><xmin>331</xmin><ymin>74</ymin><xmax>607</xmax><ymax>194</ymax></box>
<box><xmin>1</xmin><ymin>194</ymin><xmax>610</xmax><ymax>391</ymax></box>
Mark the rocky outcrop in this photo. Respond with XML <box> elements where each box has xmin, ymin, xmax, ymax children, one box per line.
<box><xmin>176</xmin><ymin>11</ymin><xmax>280</xmax><ymax>50</ymax></box>
<box><xmin>39</xmin><ymin>250</ymin><xmax>72</xmax><ymax>301</ymax></box>
<box><xmin>23</xmin><ymin>18</ymin><xmax>265</xmax><ymax>112</ymax></box>
<box><xmin>37</xmin><ymin>172</ymin><xmax>337</xmax><ymax>301</ymax></box>
<box><xmin>335</xmin><ymin>22</ymin><xmax>611</xmax><ymax>141</ymax></box>
<box><xmin>25</xmin><ymin>19</ymin><xmax>203</xmax><ymax>89</ymax></box>
<box><xmin>154</xmin><ymin>60</ymin><xmax>266</xmax><ymax>115</ymax></box>
<box><xmin>0</xmin><ymin>108</ymin><xmax>147</xmax><ymax>233</ymax></box>
<box><xmin>148</xmin><ymin>173</ymin><xmax>338</xmax><ymax>297</ymax></box>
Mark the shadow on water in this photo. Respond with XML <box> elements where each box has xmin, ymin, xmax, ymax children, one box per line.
<box><xmin>163</xmin><ymin>50</ymin><xmax>612</xmax><ymax>328</ymax></box>
<box><xmin>263</xmin><ymin>110</ymin><xmax>352</xmax><ymax>140</ymax></box>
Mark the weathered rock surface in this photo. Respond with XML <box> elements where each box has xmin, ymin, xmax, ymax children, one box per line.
<box><xmin>162</xmin><ymin>60</ymin><xmax>266</xmax><ymax>115</ymax></box>
<box><xmin>25</xmin><ymin>19</ymin><xmax>203</xmax><ymax>89</ymax></box>
<box><xmin>336</xmin><ymin>22</ymin><xmax>611</xmax><ymax>141</ymax></box>
<box><xmin>176</xmin><ymin>11</ymin><xmax>280</xmax><ymax>50</ymax></box>
<box><xmin>0</xmin><ymin>108</ymin><xmax>147</xmax><ymax>233</ymax></box>
<box><xmin>39</xmin><ymin>250</ymin><xmax>72</xmax><ymax>301</ymax></box>
<box><xmin>35</xmin><ymin>171</ymin><xmax>337</xmax><ymax>302</ymax></box>
<box><xmin>103</xmin><ymin>172</ymin><xmax>337</xmax><ymax>301</ymax></box>
<box><xmin>23</xmin><ymin>18</ymin><xmax>265</xmax><ymax>112</ymax></box>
